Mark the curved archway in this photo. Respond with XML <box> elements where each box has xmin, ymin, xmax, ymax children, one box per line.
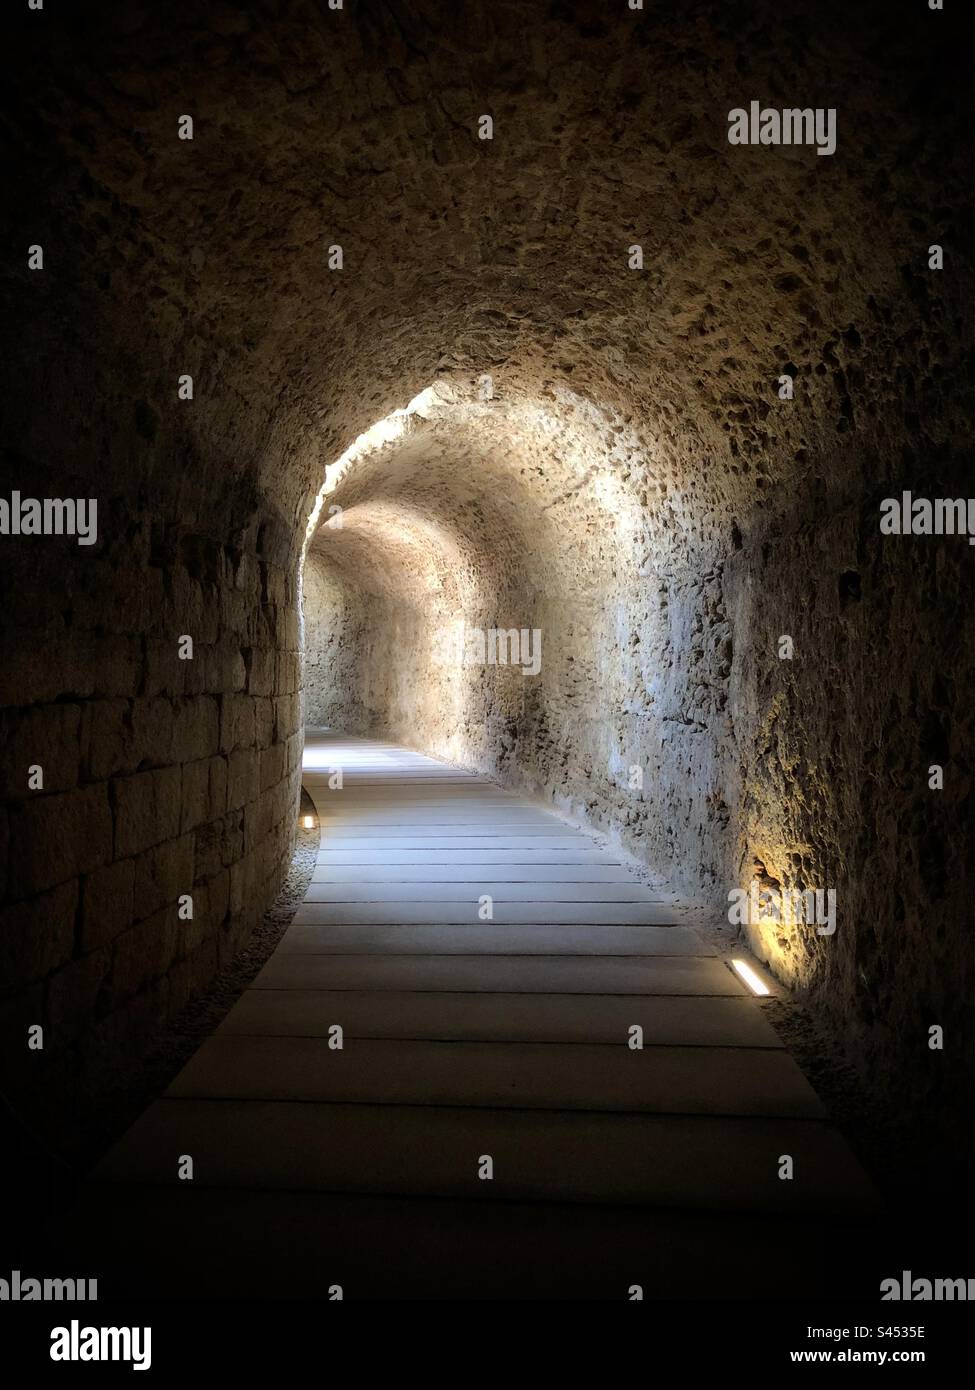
<box><xmin>300</xmin><ymin>378</ymin><xmax>673</xmax><ymax>837</ymax></box>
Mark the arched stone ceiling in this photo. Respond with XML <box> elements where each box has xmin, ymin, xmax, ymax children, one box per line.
<box><xmin>10</xmin><ymin>0</ymin><xmax>968</xmax><ymax>567</ymax></box>
<box><xmin>307</xmin><ymin>380</ymin><xmax>649</xmax><ymax>611</ymax></box>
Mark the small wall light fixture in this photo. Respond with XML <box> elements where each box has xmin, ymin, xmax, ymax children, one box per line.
<box><xmin>302</xmin><ymin>815</ymin><xmax>315</xmax><ymax>828</ymax></box>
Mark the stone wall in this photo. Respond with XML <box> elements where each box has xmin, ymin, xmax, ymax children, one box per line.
<box><xmin>302</xmin><ymin>551</ymin><xmax>380</xmax><ymax>731</ymax></box>
<box><xmin>0</xmin><ymin>515</ymin><xmax>303</xmax><ymax>1145</ymax></box>
<box><xmin>0</xmin><ymin>314</ymin><xmax>305</xmax><ymax>1153</ymax></box>
<box><xmin>722</xmin><ymin>490</ymin><xmax>975</xmax><ymax>1123</ymax></box>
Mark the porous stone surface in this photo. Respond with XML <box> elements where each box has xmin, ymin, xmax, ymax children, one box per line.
<box><xmin>1</xmin><ymin>0</ymin><xmax>972</xmax><ymax>1156</ymax></box>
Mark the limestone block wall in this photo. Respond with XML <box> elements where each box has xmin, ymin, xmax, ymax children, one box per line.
<box><xmin>301</xmin><ymin>552</ymin><xmax>381</xmax><ymax>731</ymax></box>
<box><xmin>0</xmin><ymin>337</ymin><xmax>304</xmax><ymax>1148</ymax></box>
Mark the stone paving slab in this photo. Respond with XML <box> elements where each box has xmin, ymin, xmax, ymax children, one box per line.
<box><xmin>93</xmin><ymin>1098</ymin><xmax>879</xmax><ymax>1214</ymax></box>
<box><xmin>252</xmin><ymin>952</ymin><xmax>740</xmax><ymax>994</ymax></box>
<box><xmin>278</xmin><ymin>923</ymin><xmax>707</xmax><ymax>956</ymax></box>
<box><xmin>216</xmin><ymin>989</ymin><xmax>785</xmax><ymax>1047</ymax></box>
<box><xmin>165</xmin><ymin>1036</ymin><xmax>823</xmax><ymax>1117</ymax></box>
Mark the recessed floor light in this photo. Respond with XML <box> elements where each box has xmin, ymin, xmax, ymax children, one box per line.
<box><xmin>731</xmin><ymin>958</ymin><xmax>771</xmax><ymax>996</ymax></box>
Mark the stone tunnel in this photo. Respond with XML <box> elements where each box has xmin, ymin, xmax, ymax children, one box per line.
<box><xmin>1</xmin><ymin>0</ymin><xmax>973</xmax><ymax>1310</ymax></box>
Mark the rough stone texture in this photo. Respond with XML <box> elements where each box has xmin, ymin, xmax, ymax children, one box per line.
<box><xmin>1</xmin><ymin>0</ymin><xmax>973</xmax><ymax>1158</ymax></box>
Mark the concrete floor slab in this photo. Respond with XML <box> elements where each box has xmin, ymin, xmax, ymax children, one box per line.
<box><xmin>93</xmin><ymin>1098</ymin><xmax>879</xmax><ymax>1214</ymax></box>
<box><xmin>315</xmin><ymin>848</ymin><xmax>624</xmax><ymax>864</ymax></box>
<box><xmin>304</xmin><ymin>880</ymin><xmax>665</xmax><ymax>901</ymax></box>
<box><xmin>166</xmin><ymin>1036</ymin><xmax>824</xmax><ymax>1117</ymax></box>
<box><xmin>310</xmin><ymin>864</ymin><xmax>650</xmax><ymax>883</ymax></box>
<box><xmin>278</xmin><ymin>923</ymin><xmax>707</xmax><ymax>956</ymax></box>
<box><xmin>317</xmin><ymin>835</ymin><xmax>606</xmax><ymax>847</ymax></box>
<box><xmin>216</xmin><ymin>989</ymin><xmax>786</xmax><ymax>1047</ymax></box>
<box><xmin>252</xmin><ymin>952</ymin><xmax>746</xmax><ymax>994</ymax></box>
<box><xmin>60</xmin><ymin>1184</ymin><xmax>885</xmax><ymax>1299</ymax></box>
<box><xmin>291</xmin><ymin>901</ymin><xmax>686</xmax><ymax>925</ymax></box>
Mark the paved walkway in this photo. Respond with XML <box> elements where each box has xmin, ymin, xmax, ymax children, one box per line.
<box><xmin>72</xmin><ymin>732</ymin><xmax>880</xmax><ymax>1297</ymax></box>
